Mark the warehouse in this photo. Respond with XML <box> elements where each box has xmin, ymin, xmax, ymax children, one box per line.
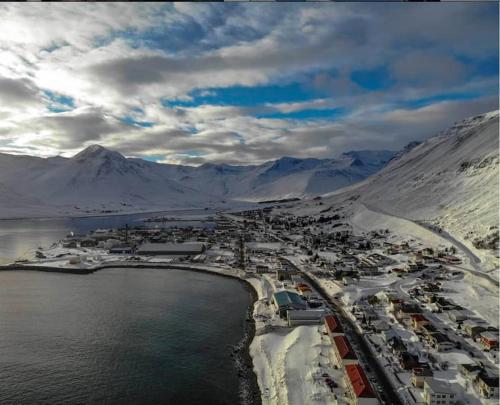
<box><xmin>137</xmin><ymin>242</ymin><xmax>206</xmax><ymax>256</ymax></box>
<box><xmin>273</xmin><ymin>290</ymin><xmax>307</xmax><ymax>318</ymax></box>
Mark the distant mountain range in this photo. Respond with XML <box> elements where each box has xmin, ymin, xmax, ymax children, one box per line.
<box><xmin>0</xmin><ymin>144</ymin><xmax>394</xmax><ymax>218</ymax></box>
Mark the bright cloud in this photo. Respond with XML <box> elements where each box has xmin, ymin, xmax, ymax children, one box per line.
<box><xmin>0</xmin><ymin>2</ymin><xmax>497</xmax><ymax>164</ymax></box>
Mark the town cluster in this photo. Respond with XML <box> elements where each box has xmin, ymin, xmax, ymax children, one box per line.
<box><xmin>24</xmin><ymin>204</ymin><xmax>499</xmax><ymax>405</ymax></box>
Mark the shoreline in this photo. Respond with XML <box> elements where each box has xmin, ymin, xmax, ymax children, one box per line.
<box><xmin>0</xmin><ymin>263</ymin><xmax>263</xmax><ymax>405</ymax></box>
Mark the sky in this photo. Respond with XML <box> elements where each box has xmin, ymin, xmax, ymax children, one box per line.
<box><xmin>0</xmin><ymin>3</ymin><xmax>497</xmax><ymax>165</ymax></box>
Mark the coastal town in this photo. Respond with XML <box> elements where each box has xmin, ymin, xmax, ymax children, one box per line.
<box><xmin>3</xmin><ymin>203</ymin><xmax>499</xmax><ymax>405</ymax></box>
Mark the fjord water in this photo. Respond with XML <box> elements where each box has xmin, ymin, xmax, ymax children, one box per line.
<box><xmin>0</xmin><ymin>209</ymin><xmax>217</xmax><ymax>264</ymax></box>
<box><xmin>0</xmin><ymin>268</ymin><xmax>252</xmax><ymax>405</ymax></box>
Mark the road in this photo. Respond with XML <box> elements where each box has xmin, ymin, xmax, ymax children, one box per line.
<box><xmin>282</xmin><ymin>257</ymin><xmax>404</xmax><ymax>405</ymax></box>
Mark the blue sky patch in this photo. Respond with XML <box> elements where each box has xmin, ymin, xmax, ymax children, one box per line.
<box><xmin>351</xmin><ymin>66</ymin><xmax>393</xmax><ymax>91</ymax></box>
<box><xmin>163</xmin><ymin>82</ymin><xmax>324</xmax><ymax>109</ymax></box>
<box><xmin>256</xmin><ymin>107</ymin><xmax>347</xmax><ymax>121</ymax></box>
<box><xmin>44</xmin><ymin>90</ymin><xmax>75</xmax><ymax>113</ymax></box>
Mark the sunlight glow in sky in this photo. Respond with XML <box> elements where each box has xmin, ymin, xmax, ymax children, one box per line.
<box><xmin>0</xmin><ymin>3</ymin><xmax>497</xmax><ymax>165</ymax></box>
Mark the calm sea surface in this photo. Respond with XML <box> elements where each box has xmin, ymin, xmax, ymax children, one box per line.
<box><xmin>0</xmin><ymin>268</ymin><xmax>253</xmax><ymax>405</ymax></box>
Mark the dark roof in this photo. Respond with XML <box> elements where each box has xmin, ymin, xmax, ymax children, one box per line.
<box><xmin>478</xmin><ymin>373</ymin><xmax>499</xmax><ymax>387</ymax></box>
<box><xmin>432</xmin><ymin>333</ymin><xmax>452</xmax><ymax>343</ymax></box>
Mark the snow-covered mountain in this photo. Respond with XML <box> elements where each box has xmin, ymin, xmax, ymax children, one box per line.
<box><xmin>290</xmin><ymin>110</ymin><xmax>499</xmax><ymax>269</ymax></box>
<box><xmin>0</xmin><ymin>145</ymin><xmax>393</xmax><ymax>218</ymax></box>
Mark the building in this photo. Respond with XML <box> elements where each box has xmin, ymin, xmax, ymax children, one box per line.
<box><xmin>256</xmin><ymin>264</ymin><xmax>270</xmax><ymax>274</ymax></box>
<box><xmin>477</xmin><ymin>373</ymin><xmax>499</xmax><ymax>398</ymax></box>
<box><xmin>344</xmin><ymin>364</ymin><xmax>378</xmax><ymax>405</ymax></box>
<box><xmin>448</xmin><ymin>310</ymin><xmax>468</xmax><ymax>323</ymax></box>
<box><xmin>399</xmin><ymin>352</ymin><xmax>420</xmax><ymax>370</ymax></box>
<box><xmin>273</xmin><ymin>290</ymin><xmax>307</xmax><ymax>318</ymax></box>
<box><xmin>423</xmin><ymin>379</ymin><xmax>455</xmax><ymax>405</ymax></box>
<box><xmin>429</xmin><ymin>333</ymin><xmax>455</xmax><ymax>352</ymax></box>
<box><xmin>324</xmin><ymin>314</ymin><xmax>344</xmax><ymax>338</ymax></box>
<box><xmin>136</xmin><ymin>242</ymin><xmax>206</xmax><ymax>256</ymax></box>
<box><xmin>80</xmin><ymin>238</ymin><xmax>97</xmax><ymax>247</ymax></box>
<box><xmin>396</xmin><ymin>303</ymin><xmax>422</xmax><ymax>322</ymax></box>
<box><xmin>109</xmin><ymin>244</ymin><xmax>133</xmax><ymax>254</ymax></box>
<box><xmin>388</xmin><ymin>336</ymin><xmax>407</xmax><ymax>355</ymax></box>
<box><xmin>480</xmin><ymin>331</ymin><xmax>499</xmax><ymax>351</ymax></box>
<box><xmin>459</xmin><ymin>363</ymin><xmax>483</xmax><ymax>382</ymax></box>
<box><xmin>371</xmin><ymin>320</ymin><xmax>391</xmax><ymax>333</ymax></box>
<box><xmin>412</xmin><ymin>367</ymin><xmax>434</xmax><ymax>388</ymax></box>
<box><xmin>463</xmin><ymin>320</ymin><xmax>487</xmax><ymax>338</ymax></box>
<box><xmin>287</xmin><ymin>309</ymin><xmax>326</xmax><ymax>326</ymax></box>
<box><xmin>296</xmin><ymin>283</ymin><xmax>313</xmax><ymax>298</ymax></box>
<box><xmin>411</xmin><ymin>314</ymin><xmax>430</xmax><ymax>331</ymax></box>
<box><xmin>332</xmin><ymin>335</ymin><xmax>358</xmax><ymax>366</ymax></box>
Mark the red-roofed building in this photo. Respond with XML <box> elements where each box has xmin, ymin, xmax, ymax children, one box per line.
<box><xmin>344</xmin><ymin>364</ymin><xmax>378</xmax><ymax>405</ymax></box>
<box><xmin>324</xmin><ymin>314</ymin><xmax>344</xmax><ymax>339</ymax></box>
<box><xmin>332</xmin><ymin>335</ymin><xmax>358</xmax><ymax>366</ymax></box>
<box><xmin>411</xmin><ymin>314</ymin><xmax>430</xmax><ymax>331</ymax></box>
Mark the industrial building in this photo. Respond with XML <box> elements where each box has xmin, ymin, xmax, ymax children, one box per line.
<box><xmin>136</xmin><ymin>242</ymin><xmax>206</xmax><ymax>256</ymax></box>
<box><xmin>273</xmin><ymin>290</ymin><xmax>307</xmax><ymax>318</ymax></box>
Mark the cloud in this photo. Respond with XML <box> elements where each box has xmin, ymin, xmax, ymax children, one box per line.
<box><xmin>0</xmin><ymin>76</ymin><xmax>41</xmax><ymax>106</ymax></box>
<box><xmin>0</xmin><ymin>2</ymin><xmax>496</xmax><ymax>164</ymax></box>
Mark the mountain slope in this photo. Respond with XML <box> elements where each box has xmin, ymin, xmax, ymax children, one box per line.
<box><xmin>292</xmin><ymin>110</ymin><xmax>499</xmax><ymax>270</ymax></box>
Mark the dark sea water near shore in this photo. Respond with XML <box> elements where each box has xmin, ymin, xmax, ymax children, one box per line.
<box><xmin>0</xmin><ymin>268</ymin><xmax>258</xmax><ymax>405</ymax></box>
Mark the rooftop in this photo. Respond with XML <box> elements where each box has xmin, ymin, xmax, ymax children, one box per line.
<box><xmin>424</xmin><ymin>379</ymin><xmax>454</xmax><ymax>394</ymax></box>
<box><xmin>345</xmin><ymin>364</ymin><xmax>376</xmax><ymax>398</ymax></box>
<box><xmin>274</xmin><ymin>290</ymin><xmax>305</xmax><ymax>307</ymax></box>
<box><xmin>333</xmin><ymin>335</ymin><xmax>357</xmax><ymax>360</ymax></box>
<box><xmin>324</xmin><ymin>314</ymin><xmax>344</xmax><ymax>334</ymax></box>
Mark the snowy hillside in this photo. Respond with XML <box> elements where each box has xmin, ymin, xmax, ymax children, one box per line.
<box><xmin>0</xmin><ymin>145</ymin><xmax>393</xmax><ymax>218</ymax></box>
<box><xmin>287</xmin><ymin>110</ymin><xmax>500</xmax><ymax>271</ymax></box>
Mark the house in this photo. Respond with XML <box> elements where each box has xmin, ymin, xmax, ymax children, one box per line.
<box><xmin>399</xmin><ymin>352</ymin><xmax>420</xmax><ymax>370</ymax></box>
<box><xmin>433</xmin><ymin>297</ymin><xmax>456</xmax><ymax>312</ymax></box>
<box><xmin>459</xmin><ymin>363</ymin><xmax>483</xmax><ymax>382</ymax></box>
<box><xmin>396</xmin><ymin>303</ymin><xmax>422</xmax><ymax>322</ymax></box>
<box><xmin>423</xmin><ymin>379</ymin><xmax>456</xmax><ymax>405</ymax></box>
<box><xmin>388</xmin><ymin>336</ymin><xmax>407</xmax><ymax>355</ymax></box>
<box><xmin>411</xmin><ymin>314</ymin><xmax>430</xmax><ymax>331</ymax></box>
<box><xmin>332</xmin><ymin>335</ymin><xmax>358</xmax><ymax>366</ymax></box>
<box><xmin>421</xmin><ymin>323</ymin><xmax>438</xmax><ymax>337</ymax></box>
<box><xmin>382</xmin><ymin>328</ymin><xmax>399</xmax><ymax>343</ymax></box>
<box><xmin>324</xmin><ymin>314</ymin><xmax>344</xmax><ymax>338</ymax></box>
<box><xmin>371</xmin><ymin>320</ymin><xmax>391</xmax><ymax>333</ymax></box>
<box><xmin>389</xmin><ymin>298</ymin><xmax>404</xmax><ymax>312</ymax></box>
<box><xmin>477</xmin><ymin>372</ymin><xmax>499</xmax><ymax>398</ymax></box>
<box><xmin>273</xmin><ymin>290</ymin><xmax>307</xmax><ymax>318</ymax></box>
<box><xmin>441</xmin><ymin>255</ymin><xmax>461</xmax><ymax>265</ymax></box>
<box><xmin>463</xmin><ymin>320</ymin><xmax>487</xmax><ymax>338</ymax></box>
<box><xmin>296</xmin><ymin>284</ymin><xmax>313</xmax><ymax>298</ymax></box>
<box><xmin>448</xmin><ymin>309</ymin><xmax>468</xmax><ymax>323</ymax></box>
<box><xmin>429</xmin><ymin>333</ymin><xmax>455</xmax><ymax>352</ymax></box>
<box><xmin>412</xmin><ymin>367</ymin><xmax>434</xmax><ymax>388</ymax></box>
<box><xmin>344</xmin><ymin>364</ymin><xmax>378</xmax><ymax>405</ymax></box>
<box><xmin>480</xmin><ymin>331</ymin><xmax>499</xmax><ymax>351</ymax></box>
